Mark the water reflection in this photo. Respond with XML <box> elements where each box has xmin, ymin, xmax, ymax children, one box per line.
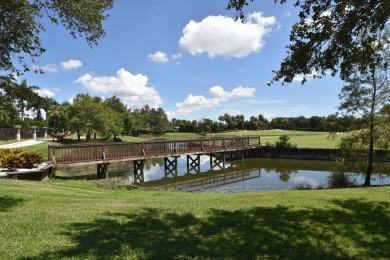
<box><xmin>58</xmin><ymin>156</ymin><xmax>390</xmax><ymax>192</ymax></box>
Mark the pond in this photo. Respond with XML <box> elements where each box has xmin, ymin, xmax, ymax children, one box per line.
<box><xmin>57</xmin><ymin>156</ymin><xmax>390</xmax><ymax>192</ymax></box>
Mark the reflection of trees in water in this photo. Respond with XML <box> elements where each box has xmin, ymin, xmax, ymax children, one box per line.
<box><xmin>331</xmin><ymin>159</ymin><xmax>390</xmax><ymax>188</ymax></box>
<box><xmin>263</xmin><ymin>167</ymin><xmax>297</xmax><ymax>183</ymax></box>
<box><xmin>144</xmin><ymin>158</ymin><xmax>163</xmax><ymax>170</ymax></box>
<box><xmin>279</xmin><ymin>173</ymin><xmax>291</xmax><ymax>182</ymax></box>
<box><xmin>327</xmin><ymin>172</ymin><xmax>354</xmax><ymax>188</ymax></box>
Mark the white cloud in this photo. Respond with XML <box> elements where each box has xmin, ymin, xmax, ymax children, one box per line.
<box><xmin>179</xmin><ymin>12</ymin><xmax>277</xmax><ymax>58</ymax></box>
<box><xmin>293</xmin><ymin>70</ymin><xmax>318</xmax><ymax>82</ymax></box>
<box><xmin>67</xmin><ymin>96</ymin><xmax>75</xmax><ymax>104</ymax></box>
<box><xmin>171</xmin><ymin>86</ymin><xmax>255</xmax><ymax>116</ymax></box>
<box><xmin>75</xmin><ymin>68</ymin><xmax>162</xmax><ymax>108</ymax></box>
<box><xmin>61</xmin><ymin>59</ymin><xmax>83</xmax><ymax>70</ymax></box>
<box><xmin>148</xmin><ymin>51</ymin><xmax>169</xmax><ymax>63</ymax></box>
<box><xmin>34</xmin><ymin>88</ymin><xmax>55</xmax><ymax>98</ymax></box>
<box><xmin>172</xmin><ymin>53</ymin><xmax>182</xmax><ymax>60</ymax></box>
<box><xmin>33</xmin><ymin>63</ymin><xmax>58</xmax><ymax>73</ymax></box>
<box><xmin>41</xmin><ymin>64</ymin><xmax>58</xmax><ymax>73</ymax></box>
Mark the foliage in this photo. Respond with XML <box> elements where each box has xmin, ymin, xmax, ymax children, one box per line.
<box><xmin>0</xmin><ymin>77</ymin><xmax>46</xmax><ymax>126</ymax></box>
<box><xmin>227</xmin><ymin>0</ymin><xmax>390</xmax><ymax>84</ymax></box>
<box><xmin>327</xmin><ymin>171</ymin><xmax>354</xmax><ymax>189</ymax></box>
<box><xmin>0</xmin><ymin>0</ymin><xmax>114</xmax><ymax>77</ymax></box>
<box><xmin>133</xmin><ymin>105</ymin><xmax>170</xmax><ymax>135</ymax></box>
<box><xmin>336</xmin><ymin>28</ymin><xmax>389</xmax><ymax>185</ymax></box>
<box><xmin>272</xmin><ymin>134</ymin><xmax>297</xmax><ymax>148</ymax></box>
<box><xmin>0</xmin><ymin>148</ymin><xmax>42</xmax><ymax>170</ymax></box>
<box><xmin>47</xmin><ymin>103</ymin><xmax>70</xmax><ymax>131</ymax></box>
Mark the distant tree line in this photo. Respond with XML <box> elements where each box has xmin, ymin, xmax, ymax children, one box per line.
<box><xmin>172</xmin><ymin>114</ymin><xmax>360</xmax><ymax>134</ymax></box>
<box><xmin>1</xmin><ymin>77</ymin><xmax>364</xmax><ymax>139</ymax></box>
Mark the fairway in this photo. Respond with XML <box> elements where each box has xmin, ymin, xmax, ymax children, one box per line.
<box><xmin>0</xmin><ymin>179</ymin><xmax>389</xmax><ymax>259</ymax></box>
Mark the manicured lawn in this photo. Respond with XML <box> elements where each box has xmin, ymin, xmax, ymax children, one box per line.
<box><xmin>0</xmin><ymin>179</ymin><xmax>389</xmax><ymax>259</ymax></box>
<box><xmin>210</xmin><ymin>129</ymin><xmax>342</xmax><ymax>148</ymax></box>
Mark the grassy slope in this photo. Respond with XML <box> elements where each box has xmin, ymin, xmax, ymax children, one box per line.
<box><xmin>1</xmin><ymin>179</ymin><xmax>389</xmax><ymax>259</ymax></box>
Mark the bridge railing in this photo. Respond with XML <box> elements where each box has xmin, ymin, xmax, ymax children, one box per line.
<box><xmin>48</xmin><ymin>136</ymin><xmax>261</xmax><ymax>164</ymax></box>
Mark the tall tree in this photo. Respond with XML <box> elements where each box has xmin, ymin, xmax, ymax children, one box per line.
<box><xmin>337</xmin><ymin>56</ymin><xmax>389</xmax><ymax>185</ymax></box>
<box><xmin>0</xmin><ymin>0</ymin><xmax>114</xmax><ymax>77</ymax></box>
<box><xmin>0</xmin><ymin>77</ymin><xmax>18</xmax><ymax>126</ymax></box>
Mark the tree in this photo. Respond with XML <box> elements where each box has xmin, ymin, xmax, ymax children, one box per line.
<box><xmin>103</xmin><ymin>96</ymin><xmax>128</xmax><ymax>139</ymax></box>
<box><xmin>337</xmin><ymin>57</ymin><xmax>389</xmax><ymax>185</ymax></box>
<box><xmin>0</xmin><ymin>0</ymin><xmax>114</xmax><ymax>77</ymax></box>
<box><xmin>227</xmin><ymin>0</ymin><xmax>390</xmax><ymax>84</ymax></box>
<box><xmin>0</xmin><ymin>77</ymin><xmax>18</xmax><ymax>126</ymax></box>
<box><xmin>48</xmin><ymin>104</ymin><xmax>69</xmax><ymax>132</ymax></box>
<box><xmin>68</xmin><ymin>94</ymin><xmax>106</xmax><ymax>141</ymax></box>
<box><xmin>0</xmin><ymin>78</ymin><xmax>40</xmax><ymax>122</ymax></box>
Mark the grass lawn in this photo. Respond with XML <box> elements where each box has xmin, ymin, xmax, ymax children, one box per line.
<box><xmin>0</xmin><ymin>179</ymin><xmax>389</xmax><ymax>259</ymax></box>
<box><xmin>209</xmin><ymin>129</ymin><xmax>341</xmax><ymax>148</ymax></box>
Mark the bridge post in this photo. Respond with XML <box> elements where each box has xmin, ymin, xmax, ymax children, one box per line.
<box><xmin>133</xmin><ymin>160</ymin><xmax>145</xmax><ymax>183</ymax></box>
<box><xmin>97</xmin><ymin>163</ymin><xmax>109</xmax><ymax>179</ymax></box>
<box><xmin>186</xmin><ymin>155</ymin><xmax>200</xmax><ymax>174</ymax></box>
<box><xmin>164</xmin><ymin>156</ymin><xmax>179</xmax><ymax>178</ymax></box>
<box><xmin>210</xmin><ymin>152</ymin><xmax>225</xmax><ymax>171</ymax></box>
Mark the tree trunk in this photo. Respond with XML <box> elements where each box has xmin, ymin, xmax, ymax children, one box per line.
<box><xmin>364</xmin><ymin>72</ymin><xmax>378</xmax><ymax>186</ymax></box>
<box><xmin>364</xmin><ymin>121</ymin><xmax>374</xmax><ymax>186</ymax></box>
<box><xmin>77</xmin><ymin>130</ymin><xmax>81</xmax><ymax>141</ymax></box>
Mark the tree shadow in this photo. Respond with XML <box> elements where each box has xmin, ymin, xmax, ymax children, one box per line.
<box><xmin>24</xmin><ymin>199</ymin><xmax>390</xmax><ymax>259</ymax></box>
<box><xmin>0</xmin><ymin>196</ymin><xmax>24</xmax><ymax>212</ymax></box>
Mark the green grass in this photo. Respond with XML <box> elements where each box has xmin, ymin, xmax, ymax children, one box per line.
<box><xmin>209</xmin><ymin>129</ymin><xmax>342</xmax><ymax>148</ymax></box>
<box><xmin>0</xmin><ymin>179</ymin><xmax>389</xmax><ymax>259</ymax></box>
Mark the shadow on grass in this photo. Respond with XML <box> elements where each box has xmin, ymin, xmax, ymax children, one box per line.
<box><xmin>25</xmin><ymin>199</ymin><xmax>390</xmax><ymax>259</ymax></box>
<box><xmin>0</xmin><ymin>196</ymin><xmax>24</xmax><ymax>212</ymax></box>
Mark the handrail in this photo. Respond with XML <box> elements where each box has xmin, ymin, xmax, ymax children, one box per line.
<box><xmin>48</xmin><ymin>136</ymin><xmax>261</xmax><ymax>165</ymax></box>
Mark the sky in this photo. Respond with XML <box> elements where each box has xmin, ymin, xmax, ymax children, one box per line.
<box><xmin>20</xmin><ymin>0</ymin><xmax>344</xmax><ymax>121</ymax></box>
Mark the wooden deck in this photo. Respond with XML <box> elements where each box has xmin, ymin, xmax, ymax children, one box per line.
<box><xmin>48</xmin><ymin>136</ymin><xmax>262</xmax><ymax>166</ymax></box>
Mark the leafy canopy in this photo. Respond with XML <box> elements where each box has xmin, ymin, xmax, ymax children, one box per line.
<box><xmin>0</xmin><ymin>0</ymin><xmax>114</xmax><ymax>77</ymax></box>
<box><xmin>227</xmin><ymin>0</ymin><xmax>390</xmax><ymax>84</ymax></box>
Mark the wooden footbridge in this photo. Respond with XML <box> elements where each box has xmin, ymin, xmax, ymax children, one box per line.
<box><xmin>48</xmin><ymin>136</ymin><xmax>262</xmax><ymax>179</ymax></box>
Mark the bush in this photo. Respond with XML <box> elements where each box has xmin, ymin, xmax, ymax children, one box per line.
<box><xmin>275</xmin><ymin>134</ymin><xmax>297</xmax><ymax>148</ymax></box>
<box><xmin>0</xmin><ymin>148</ymin><xmax>43</xmax><ymax>171</ymax></box>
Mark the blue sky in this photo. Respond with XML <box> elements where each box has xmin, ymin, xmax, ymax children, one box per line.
<box><xmin>21</xmin><ymin>0</ymin><xmax>343</xmax><ymax>121</ymax></box>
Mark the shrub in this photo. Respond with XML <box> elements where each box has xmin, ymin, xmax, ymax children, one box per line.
<box><xmin>275</xmin><ymin>134</ymin><xmax>297</xmax><ymax>148</ymax></box>
<box><xmin>0</xmin><ymin>148</ymin><xmax>43</xmax><ymax>171</ymax></box>
<box><xmin>21</xmin><ymin>150</ymin><xmax>43</xmax><ymax>168</ymax></box>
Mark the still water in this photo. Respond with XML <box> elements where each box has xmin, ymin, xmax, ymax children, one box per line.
<box><xmin>58</xmin><ymin>156</ymin><xmax>390</xmax><ymax>192</ymax></box>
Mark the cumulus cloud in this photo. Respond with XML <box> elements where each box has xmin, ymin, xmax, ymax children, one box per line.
<box><xmin>172</xmin><ymin>85</ymin><xmax>255</xmax><ymax>116</ymax></box>
<box><xmin>148</xmin><ymin>51</ymin><xmax>169</xmax><ymax>63</ymax></box>
<box><xmin>61</xmin><ymin>59</ymin><xmax>83</xmax><ymax>70</ymax></box>
<box><xmin>34</xmin><ymin>88</ymin><xmax>55</xmax><ymax>98</ymax></box>
<box><xmin>179</xmin><ymin>12</ymin><xmax>277</xmax><ymax>58</ymax></box>
<box><xmin>75</xmin><ymin>68</ymin><xmax>162</xmax><ymax>108</ymax></box>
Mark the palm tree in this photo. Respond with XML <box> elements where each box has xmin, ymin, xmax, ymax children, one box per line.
<box><xmin>11</xmin><ymin>79</ymin><xmax>39</xmax><ymax>121</ymax></box>
<box><xmin>0</xmin><ymin>76</ymin><xmax>18</xmax><ymax>126</ymax></box>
